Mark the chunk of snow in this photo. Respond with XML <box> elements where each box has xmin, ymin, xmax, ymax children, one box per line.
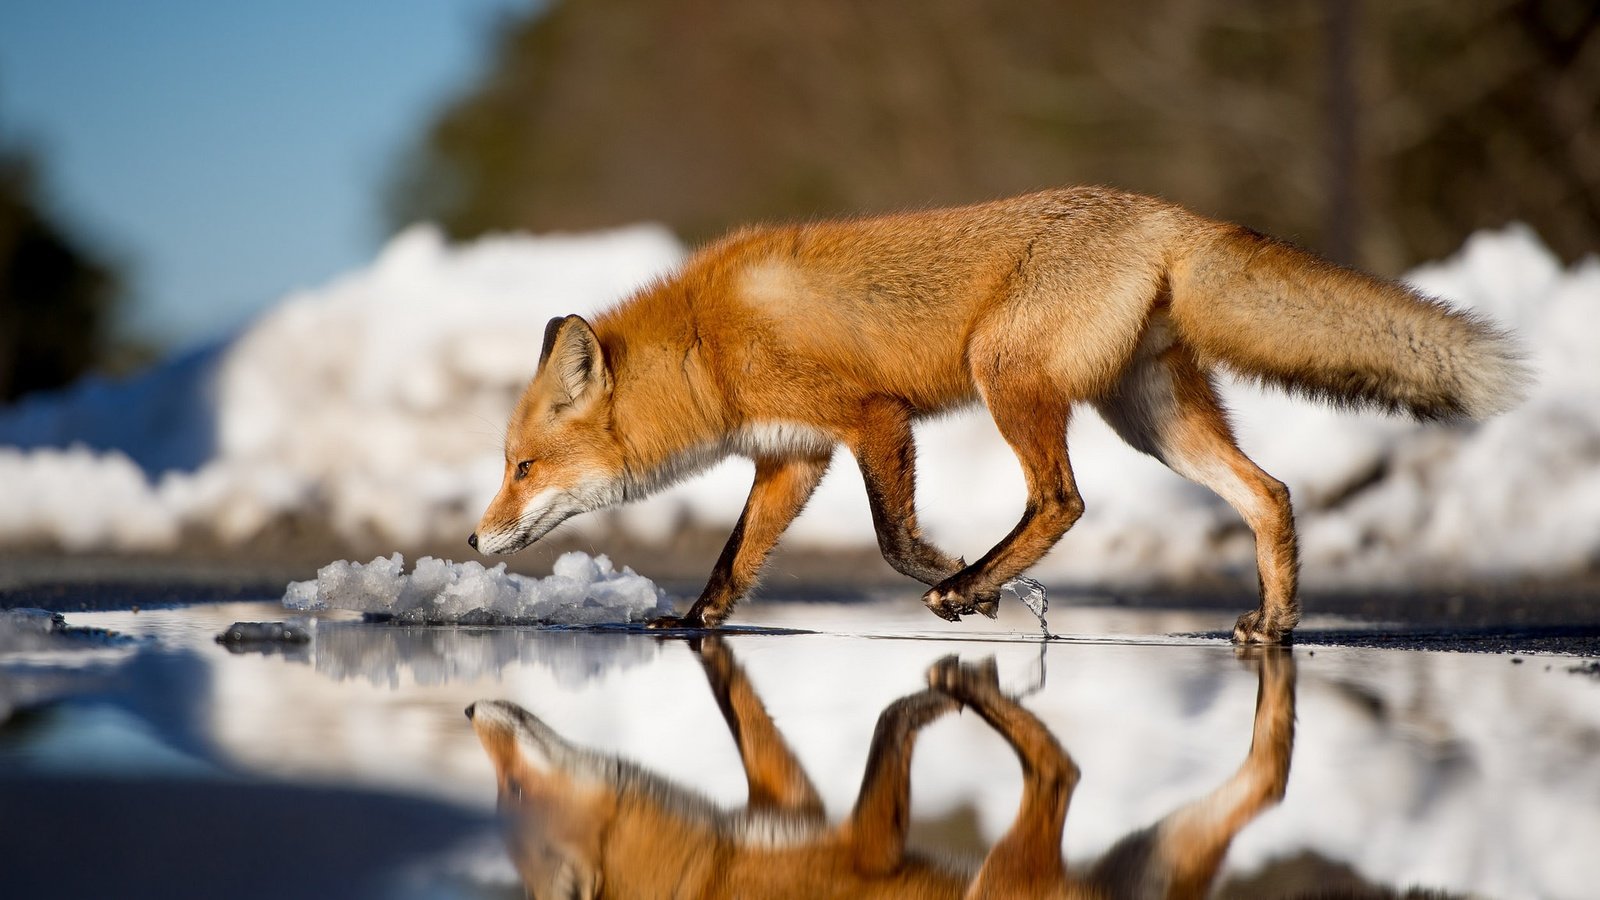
<box><xmin>282</xmin><ymin>551</ymin><xmax>672</xmax><ymax>626</ymax></box>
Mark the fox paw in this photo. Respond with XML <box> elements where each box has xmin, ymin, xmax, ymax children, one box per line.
<box><xmin>1233</xmin><ymin>608</ymin><xmax>1296</xmax><ymax>645</ymax></box>
<box><xmin>646</xmin><ymin>614</ymin><xmax>709</xmax><ymax>630</ymax></box>
<box><xmin>922</xmin><ymin>584</ymin><xmax>1000</xmax><ymax>622</ymax></box>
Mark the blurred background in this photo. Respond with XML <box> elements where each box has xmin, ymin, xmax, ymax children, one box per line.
<box><xmin>0</xmin><ymin>0</ymin><xmax>1597</xmax><ymax>589</ymax></box>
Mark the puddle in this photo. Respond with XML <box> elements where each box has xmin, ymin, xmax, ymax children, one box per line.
<box><xmin>1</xmin><ymin>597</ymin><xmax>1597</xmax><ymax>899</ymax></box>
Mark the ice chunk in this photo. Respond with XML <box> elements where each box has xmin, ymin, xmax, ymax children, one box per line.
<box><xmin>551</xmin><ymin>551</ymin><xmax>603</xmax><ymax>582</ymax></box>
<box><xmin>281</xmin><ymin>578</ymin><xmax>320</xmax><ymax>611</ymax></box>
<box><xmin>0</xmin><ymin>608</ymin><xmax>61</xmax><ymax>639</ymax></box>
<box><xmin>0</xmin><ymin>609</ymin><xmax>70</xmax><ymax>655</ymax></box>
<box><xmin>281</xmin><ymin>551</ymin><xmax>672</xmax><ymax>626</ymax></box>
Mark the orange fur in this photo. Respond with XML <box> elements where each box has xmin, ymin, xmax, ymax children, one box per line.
<box><xmin>472</xmin><ymin>187</ymin><xmax>1526</xmax><ymax>642</ymax></box>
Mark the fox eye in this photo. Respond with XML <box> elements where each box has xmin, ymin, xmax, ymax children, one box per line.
<box><xmin>515</xmin><ymin>460</ymin><xmax>533</xmax><ymax>480</ymax></box>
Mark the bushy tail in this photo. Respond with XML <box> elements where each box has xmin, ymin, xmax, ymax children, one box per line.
<box><xmin>1169</xmin><ymin>226</ymin><xmax>1529</xmax><ymax>420</ymax></box>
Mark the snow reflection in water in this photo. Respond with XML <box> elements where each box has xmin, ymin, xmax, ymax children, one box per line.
<box><xmin>0</xmin><ymin>600</ymin><xmax>1595</xmax><ymax>899</ymax></box>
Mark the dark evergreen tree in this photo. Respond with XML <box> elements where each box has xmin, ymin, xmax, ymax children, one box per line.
<box><xmin>0</xmin><ymin>146</ymin><xmax>121</xmax><ymax>402</ymax></box>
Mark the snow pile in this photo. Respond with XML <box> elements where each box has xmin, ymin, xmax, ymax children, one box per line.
<box><xmin>0</xmin><ymin>220</ymin><xmax>1596</xmax><ymax>587</ymax></box>
<box><xmin>0</xmin><ymin>223</ymin><xmax>685</xmax><ymax>552</ymax></box>
<box><xmin>1287</xmin><ymin>229</ymin><xmax>1600</xmax><ymax>582</ymax></box>
<box><xmin>0</xmin><ymin>445</ymin><xmax>186</xmax><ymax>551</ymax></box>
<box><xmin>0</xmin><ymin>343</ymin><xmax>221</xmax><ymax>473</ymax></box>
<box><xmin>282</xmin><ymin>551</ymin><xmax>672</xmax><ymax>626</ymax></box>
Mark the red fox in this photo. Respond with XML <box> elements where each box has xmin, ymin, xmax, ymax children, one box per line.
<box><xmin>467</xmin><ymin>636</ymin><xmax>1297</xmax><ymax>898</ymax></box>
<box><xmin>469</xmin><ymin>187</ymin><xmax>1526</xmax><ymax>642</ymax></box>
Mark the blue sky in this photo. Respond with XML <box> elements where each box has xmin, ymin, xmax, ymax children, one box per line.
<box><xmin>0</xmin><ymin>0</ymin><xmax>533</xmax><ymax>348</ymax></box>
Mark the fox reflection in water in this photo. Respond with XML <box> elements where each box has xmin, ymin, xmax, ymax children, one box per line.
<box><xmin>467</xmin><ymin>638</ymin><xmax>1295</xmax><ymax>899</ymax></box>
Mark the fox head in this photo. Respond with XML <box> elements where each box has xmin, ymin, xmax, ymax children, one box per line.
<box><xmin>471</xmin><ymin>315</ymin><xmax>625</xmax><ymax>555</ymax></box>
<box><xmin>467</xmin><ymin>699</ymin><xmax>610</xmax><ymax>899</ymax></box>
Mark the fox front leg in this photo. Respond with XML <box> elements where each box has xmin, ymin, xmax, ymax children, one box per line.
<box><xmin>847</xmin><ymin>399</ymin><xmax>966</xmax><ymax>587</ymax></box>
<box><xmin>649</xmin><ymin>454</ymin><xmax>830</xmax><ymax>629</ymax></box>
<box><xmin>922</xmin><ymin>388</ymin><xmax>1082</xmax><ymax>623</ymax></box>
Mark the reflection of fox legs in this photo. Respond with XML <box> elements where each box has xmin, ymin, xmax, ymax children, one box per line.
<box><xmin>1136</xmin><ymin>648</ymin><xmax>1296</xmax><ymax>897</ymax></box>
<box><xmin>471</xmin><ymin>641</ymin><xmax>1298</xmax><ymax>899</ymax></box>
<box><xmin>696</xmin><ymin>635</ymin><xmax>826</xmax><ymax>817</ymax></box>
<box><xmin>930</xmin><ymin>650</ymin><xmax>1298</xmax><ymax>900</ymax></box>
<box><xmin>844</xmin><ymin>688</ymin><xmax>962</xmax><ymax>874</ymax></box>
<box><xmin>929</xmin><ymin>656</ymin><xmax>1077</xmax><ymax>898</ymax></box>
<box><xmin>698</xmin><ymin>634</ymin><xmax>960</xmax><ymax>871</ymax></box>
<box><xmin>1087</xmin><ymin>647</ymin><xmax>1298</xmax><ymax>898</ymax></box>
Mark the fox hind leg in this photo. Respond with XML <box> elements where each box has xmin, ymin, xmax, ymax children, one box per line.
<box><xmin>1094</xmin><ymin>345</ymin><xmax>1300</xmax><ymax>643</ymax></box>
<box><xmin>1150</xmin><ymin>647</ymin><xmax>1296</xmax><ymax>894</ymax></box>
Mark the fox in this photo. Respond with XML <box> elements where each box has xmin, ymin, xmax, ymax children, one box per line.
<box><xmin>466</xmin><ymin>636</ymin><xmax>1298</xmax><ymax>899</ymax></box>
<box><xmin>469</xmin><ymin>187</ymin><xmax>1527</xmax><ymax>642</ymax></box>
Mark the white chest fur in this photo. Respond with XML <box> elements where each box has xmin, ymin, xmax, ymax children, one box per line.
<box><xmin>625</xmin><ymin>420</ymin><xmax>836</xmax><ymax>501</ymax></box>
<box><xmin>729</xmin><ymin>421</ymin><xmax>835</xmax><ymax>459</ymax></box>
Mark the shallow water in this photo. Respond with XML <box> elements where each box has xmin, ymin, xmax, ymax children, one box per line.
<box><xmin>2</xmin><ymin>596</ymin><xmax>1597</xmax><ymax>899</ymax></box>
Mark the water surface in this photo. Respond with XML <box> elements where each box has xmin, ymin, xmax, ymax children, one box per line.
<box><xmin>2</xmin><ymin>597</ymin><xmax>1596</xmax><ymax>898</ymax></box>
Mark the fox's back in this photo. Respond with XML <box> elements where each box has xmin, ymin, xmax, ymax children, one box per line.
<box><xmin>724</xmin><ymin>187</ymin><xmax>1175</xmax><ymax>318</ymax></box>
<box><xmin>678</xmin><ymin>187</ymin><xmax>1192</xmax><ymax>416</ymax></box>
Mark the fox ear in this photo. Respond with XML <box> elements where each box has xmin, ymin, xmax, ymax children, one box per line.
<box><xmin>540</xmin><ymin>315</ymin><xmax>610</xmax><ymax>410</ymax></box>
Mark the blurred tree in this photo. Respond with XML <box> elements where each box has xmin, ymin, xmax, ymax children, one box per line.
<box><xmin>0</xmin><ymin>145</ymin><xmax>121</xmax><ymax>402</ymax></box>
<box><xmin>389</xmin><ymin>0</ymin><xmax>1600</xmax><ymax>273</ymax></box>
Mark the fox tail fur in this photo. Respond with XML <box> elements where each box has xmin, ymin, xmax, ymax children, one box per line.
<box><xmin>1171</xmin><ymin>226</ymin><xmax>1529</xmax><ymax>420</ymax></box>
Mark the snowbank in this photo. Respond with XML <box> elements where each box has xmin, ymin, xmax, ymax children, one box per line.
<box><xmin>283</xmin><ymin>551</ymin><xmax>670</xmax><ymax>626</ymax></box>
<box><xmin>0</xmin><ymin>221</ymin><xmax>1595</xmax><ymax>587</ymax></box>
<box><xmin>0</xmin><ymin>223</ymin><xmax>685</xmax><ymax>552</ymax></box>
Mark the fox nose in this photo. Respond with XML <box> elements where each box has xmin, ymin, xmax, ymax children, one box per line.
<box><xmin>467</xmin><ymin>533</ymin><xmax>478</xmax><ymax>550</ymax></box>
<box><xmin>465</xmin><ymin>703</ymin><xmax>476</xmax><ymax>720</ymax></box>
